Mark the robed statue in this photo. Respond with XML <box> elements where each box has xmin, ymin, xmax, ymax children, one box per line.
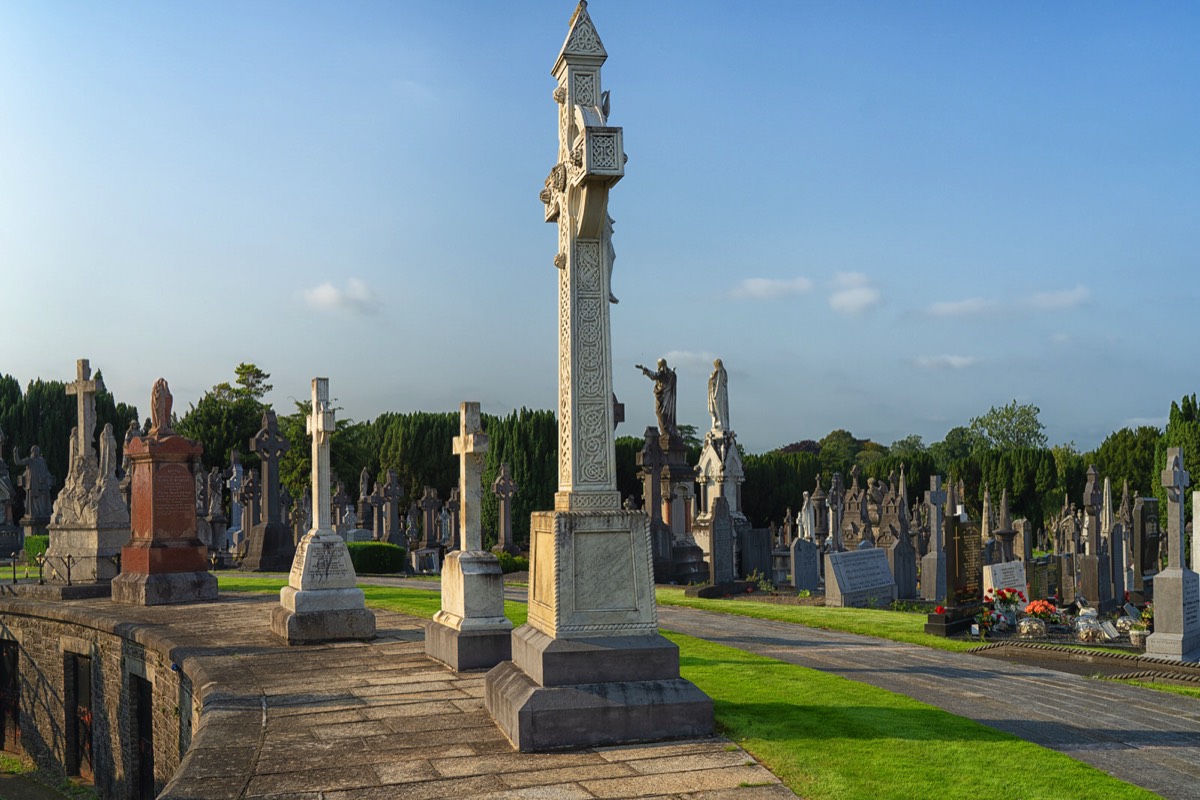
<box><xmin>636</xmin><ymin>359</ymin><xmax>678</xmax><ymax>440</ymax></box>
<box><xmin>14</xmin><ymin>445</ymin><xmax>55</xmax><ymax>520</ymax></box>
<box><xmin>707</xmin><ymin>358</ymin><xmax>729</xmax><ymax>433</ymax></box>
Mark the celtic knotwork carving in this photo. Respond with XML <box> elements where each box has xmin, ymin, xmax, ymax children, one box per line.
<box><xmin>575</xmin><ymin>241</ymin><xmax>602</xmax><ymax>292</ymax></box>
<box><xmin>564</xmin><ymin>16</ymin><xmax>605</xmax><ymax>55</ymax></box>
<box><xmin>589</xmin><ymin>134</ymin><xmax>617</xmax><ymax>170</ymax></box>
<box><xmin>578</xmin><ymin>404</ymin><xmax>608</xmax><ymax>483</ymax></box>
<box><xmin>574</xmin><ymin>73</ymin><xmax>595</xmax><ymax>107</ymax></box>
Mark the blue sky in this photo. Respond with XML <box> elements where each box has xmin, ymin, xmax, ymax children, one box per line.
<box><xmin>2</xmin><ymin>2</ymin><xmax>1197</xmax><ymax>454</ymax></box>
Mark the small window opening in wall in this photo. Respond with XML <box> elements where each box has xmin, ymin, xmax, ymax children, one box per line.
<box><xmin>0</xmin><ymin>640</ymin><xmax>18</xmax><ymax>753</ymax></box>
<box><xmin>65</xmin><ymin>653</ymin><xmax>93</xmax><ymax>781</ymax></box>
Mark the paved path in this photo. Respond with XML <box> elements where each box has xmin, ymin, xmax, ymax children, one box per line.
<box><xmin>657</xmin><ymin>605</ymin><xmax>1200</xmax><ymax>800</ymax></box>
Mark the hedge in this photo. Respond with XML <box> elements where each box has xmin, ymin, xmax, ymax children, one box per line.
<box><xmin>346</xmin><ymin>541</ymin><xmax>406</xmax><ymax>574</ymax></box>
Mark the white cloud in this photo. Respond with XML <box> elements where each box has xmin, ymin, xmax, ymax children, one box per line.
<box><xmin>302</xmin><ymin>278</ymin><xmax>380</xmax><ymax>315</ymax></box>
<box><xmin>1024</xmin><ymin>284</ymin><xmax>1090</xmax><ymax>311</ymax></box>
<box><xmin>915</xmin><ymin>354</ymin><xmax>978</xmax><ymax>370</ymax></box>
<box><xmin>926</xmin><ymin>297</ymin><xmax>996</xmax><ymax>317</ymax></box>
<box><xmin>662</xmin><ymin>350</ymin><xmax>719</xmax><ymax>371</ymax></box>
<box><xmin>731</xmin><ymin>277</ymin><xmax>813</xmax><ymax>300</ymax></box>
<box><xmin>828</xmin><ymin>272</ymin><xmax>880</xmax><ymax>315</ymax></box>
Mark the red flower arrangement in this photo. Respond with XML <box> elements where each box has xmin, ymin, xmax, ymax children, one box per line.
<box><xmin>934</xmin><ymin>605</ymin><xmax>946</xmax><ymax>615</ymax></box>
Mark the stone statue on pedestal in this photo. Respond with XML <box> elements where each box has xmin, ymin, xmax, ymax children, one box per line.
<box><xmin>636</xmin><ymin>359</ymin><xmax>678</xmax><ymax>440</ymax></box>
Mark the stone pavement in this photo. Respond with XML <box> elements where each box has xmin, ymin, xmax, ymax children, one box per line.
<box><xmin>113</xmin><ymin>593</ymin><xmax>791</xmax><ymax>799</ymax></box>
<box><xmin>657</xmin><ymin>605</ymin><xmax>1200</xmax><ymax>800</ymax></box>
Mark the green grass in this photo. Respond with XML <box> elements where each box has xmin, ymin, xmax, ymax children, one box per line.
<box><xmin>0</xmin><ymin>752</ymin><xmax>32</xmax><ymax>774</ymax></box>
<box><xmin>656</xmin><ymin>588</ymin><xmax>979</xmax><ymax>653</ymax></box>
<box><xmin>1108</xmin><ymin>681</ymin><xmax>1200</xmax><ymax>695</ymax></box>
<box><xmin>216</xmin><ymin>575</ymin><xmax>528</xmax><ymax>626</ymax></box>
<box><xmin>667</xmin><ymin>630</ymin><xmax>1158</xmax><ymax>800</ymax></box>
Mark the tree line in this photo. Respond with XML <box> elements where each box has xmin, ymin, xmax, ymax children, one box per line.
<box><xmin>0</xmin><ymin>363</ymin><xmax>1188</xmax><ymax>544</ymax></box>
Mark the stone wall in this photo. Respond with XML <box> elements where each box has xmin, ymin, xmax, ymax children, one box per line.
<box><xmin>0</xmin><ymin>598</ymin><xmax>200</xmax><ymax>799</ymax></box>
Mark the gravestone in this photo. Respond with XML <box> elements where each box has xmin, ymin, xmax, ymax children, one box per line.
<box><xmin>446</xmin><ymin>488</ymin><xmax>461</xmax><ymax>551</ymax></box>
<box><xmin>888</xmin><ymin>528</ymin><xmax>917</xmax><ymax>599</ymax></box>
<box><xmin>45</xmin><ymin>359</ymin><xmax>130</xmax><ymax>589</ymax></box>
<box><xmin>485</xmin><ymin>3</ymin><xmax>712</xmax><ymax>752</ymax></box>
<box><xmin>1059</xmin><ymin>554</ymin><xmax>1077</xmax><ymax>604</ymax></box>
<box><xmin>1145</xmin><ymin>448</ymin><xmax>1200</xmax><ymax>661</ymax></box>
<box><xmin>920</xmin><ymin>476</ymin><xmax>948</xmax><ymax>603</ymax></box>
<box><xmin>983</xmin><ymin>560</ymin><xmax>1027</xmax><ymax>598</ymax></box>
<box><xmin>271</xmin><ymin>378</ymin><xmax>375</xmax><ymax>644</ymax></box>
<box><xmin>949</xmin><ymin>520</ymin><xmax>982</xmax><ymax>605</ymax></box>
<box><xmin>112</xmin><ymin>379</ymin><xmax>217</xmax><ymax>605</ymax></box>
<box><xmin>382</xmin><ymin>471</ymin><xmax>402</xmax><ymax>544</ymax></box>
<box><xmin>491</xmin><ymin>463</ymin><xmax>520</xmax><ymax>555</ymax></box>
<box><xmin>708</xmin><ymin>496</ymin><xmax>735</xmax><ymax>585</ymax></box>
<box><xmin>637</xmin><ymin>427</ymin><xmax>673</xmax><ymax>582</ymax></box>
<box><xmin>226</xmin><ymin>452</ymin><xmax>244</xmax><ymax>541</ymax></box>
<box><xmin>1028</xmin><ymin>559</ymin><xmax>1050</xmax><ymax>600</ymax></box>
<box><xmin>331</xmin><ymin>482</ymin><xmax>352</xmax><ymax>535</ymax></box>
<box><xmin>1131</xmin><ymin>497</ymin><xmax>1160</xmax><ymax>603</ymax></box>
<box><xmin>825</xmin><ymin>548</ymin><xmax>897</xmax><ymax>608</ymax></box>
<box><xmin>426</xmin><ymin>402</ymin><xmax>512</xmax><ymax>671</ymax></box>
<box><xmin>740</xmin><ymin>528</ymin><xmax>772</xmax><ymax>580</ymax></box>
<box><xmin>790</xmin><ymin>537</ymin><xmax>820</xmax><ymax>593</ymax></box>
<box><xmin>411</xmin><ymin>487</ymin><xmax>442</xmax><ymax>573</ymax></box>
<box><xmin>242</xmin><ymin>410</ymin><xmax>295</xmax><ymax>572</ymax></box>
<box><xmin>358</xmin><ymin>467</ymin><xmax>374</xmax><ymax>534</ymax></box>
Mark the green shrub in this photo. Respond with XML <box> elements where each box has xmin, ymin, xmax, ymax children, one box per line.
<box><xmin>496</xmin><ymin>551</ymin><xmax>529</xmax><ymax>574</ymax></box>
<box><xmin>346</xmin><ymin>542</ymin><xmax>406</xmax><ymax>574</ymax></box>
<box><xmin>23</xmin><ymin>535</ymin><xmax>49</xmax><ymax>562</ymax></box>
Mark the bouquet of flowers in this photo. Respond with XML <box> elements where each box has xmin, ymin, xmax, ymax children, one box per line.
<box><xmin>987</xmin><ymin>587</ymin><xmax>1026</xmax><ymax>610</ymax></box>
<box><xmin>975</xmin><ymin>607</ymin><xmax>1009</xmax><ymax>637</ymax></box>
<box><xmin>1023</xmin><ymin>599</ymin><xmax>1060</xmax><ymax>623</ymax></box>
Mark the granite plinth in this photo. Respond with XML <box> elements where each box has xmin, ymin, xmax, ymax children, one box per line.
<box><xmin>8</xmin><ymin>582</ymin><xmax>112</xmax><ymax>600</ymax></box>
<box><xmin>43</xmin><ymin>525</ymin><xmax>129</xmax><ymax>584</ymax></box>
<box><xmin>424</xmin><ymin>621</ymin><xmax>512</xmax><ymax>672</ymax></box>
<box><xmin>924</xmin><ymin>604</ymin><xmax>981</xmax><ymax>637</ymax></box>
<box><xmin>241</xmin><ymin>521</ymin><xmax>296</xmax><ymax>572</ymax></box>
<box><xmin>485</xmin><ymin>625</ymin><xmax>713</xmax><ymax>752</ymax></box>
<box><xmin>270</xmin><ymin>604</ymin><xmax>376</xmax><ymax>645</ymax></box>
<box><xmin>1144</xmin><ymin>567</ymin><xmax>1200</xmax><ymax>662</ymax></box>
<box><xmin>111</xmin><ymin>570</ymin><xmax>217</xmax><ymax>606</ymax></box>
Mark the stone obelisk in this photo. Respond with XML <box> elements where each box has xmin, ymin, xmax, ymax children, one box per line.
<box><xmin>425</xmin><ymin>402</ymin><xmax>513</xmax><ymax>671</ymax></box>
<box><xmin>484</xmin><ymin>1</ymin><xmax>712</xmax><ymax>751</ymax></box>
<box><xmin>270</xmin><ymin>378</ymin><xmax>375</xmax><ymax>645</ymax></box>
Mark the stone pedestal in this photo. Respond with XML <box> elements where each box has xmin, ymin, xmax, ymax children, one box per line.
<box><xmin>1145</xmin><ymin>566</ymin><xmax>1200</xmax><ymax>661</ymax></box>
<box><xmin>241</xmin><ymin>521</ymin><xmax>295</xmax><ymax>572</ymax></box>
<box><xmin>486</xmin><ymin>509</ymin><xmax>711</xmax><ymax>751</ymax></box>
<box><xmin>112</xmin><ymin>421</ymin><xmax>217</xmax><ymax>606</ymax></box>
<box><xmin>272</xmin><ymin>532</ymin><xmax>376</xmax><ymax>644</ymax></box>
<box><xmin>426</xmin><ymin>551</ymin><xmax>513</xmax><ymax>671</ymax></box>
<box><xmin>44</xmin><ymin>525</ymin><xmax>128</xmax><ymax>585</ymax></box>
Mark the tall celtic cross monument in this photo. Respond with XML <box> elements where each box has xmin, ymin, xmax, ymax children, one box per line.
<box><xmin>484</xmin><ymin>1</ymin><xmax>712</xmax><ymax>752</ymax></box>
<box><xmin>426</xmin><ymin>402</ymin><xmax>513</xmax><ymax>671</ymax></box>
<box><xmin>271</xmin><ymin>378</ymin><xmax>375</xmax><ymax>645</ymax></box>
<box><xmin>1145</xmin><ymin>447</ymin><xmax>1200</xmax><ymax>661</ymax></box>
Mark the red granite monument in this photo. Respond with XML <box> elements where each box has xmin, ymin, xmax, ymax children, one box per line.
<box><xmin>112</xmin><ymin>379</ymin><xmax>218</xmax><ymax>606</ymax></box>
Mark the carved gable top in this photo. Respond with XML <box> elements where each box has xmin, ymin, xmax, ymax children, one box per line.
<box><xmin>554</xmin><ymin>1</ymin><xmax>607</xmax><ymax>74</ymax></box>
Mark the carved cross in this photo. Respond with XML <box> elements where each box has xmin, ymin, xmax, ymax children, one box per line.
<box><xmin>304</xmin><ymin>381</ymin><xmax>333</xmax><ymax>534</ymax></box>
<box><xmin>637</xmin><ymin>427</ymin><xmax>666</xmax><ymax>527</ymax></box>
<box><xmin>253</xmin><ymin>409</ymin><xmax>291</xmax><ymax>526</ymax></box>
<box><xmin>419</xmin><ymin>487</ymin><xmax>440</xmax><ymax>548</ymax></box>
<box><xmin>65</xmin><ymin>359</ymin><xmax>103</xmax><ymax>463</ymax></box>
<box><xmin>1161</xmin><ymin>447</ymin><xmax>1191</xmax><ymax>569</ymax></box>
<box><xmin>492</xmin><ymin>463</ymin><xmax>519</xmax><ymax>551</ymax></box>
<box><xmin>452</xmin><ymin>403</ymin><xmax>489</xmax><ymax>551</ymax></box>
<box><xmin>927</xmin><ymin>475</ymin><xmax>947</xmax><ymax>552</ymax></box>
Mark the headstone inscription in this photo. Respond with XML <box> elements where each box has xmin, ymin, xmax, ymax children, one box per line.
<box><xmin>825</xmin><ymin>548</ymin><xmax>897</xmax><ymax>608</ymax></box>
<box><xmin>426</xmin><ymin>402</ymin><xmax>512</xmax><ymax>671</ymax></box>
<box><xmin>271</xmin><ymin>378</ymin><xmax>375</xmax><ymax>644</ymax></box>
<box><xmin>983</xmin><ymin>560</ymin><xmax>1027</xmax><ymax>599</ymax></box>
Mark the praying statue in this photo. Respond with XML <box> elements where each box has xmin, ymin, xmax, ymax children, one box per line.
<box><xmin>635</xmin><ymin>359</ymin><xmax>678</xmax><ymax>440</ymax></box>
<box><xmin>13</xmin><ymin>445</ymin><xmax>54</xmax><ymax>520</ymax></box>
<box><xmin>707</xmin><ymin>358</ymin><xmax>729</xmax><ymax>433</ymax></box>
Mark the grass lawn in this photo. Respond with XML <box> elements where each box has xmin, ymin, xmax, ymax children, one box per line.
<box><xmin>1107</xmin><ymin>678</ymin><xmax>1200</xmax><ymax>700</ymax></box>
<box><xmin>219</xmin><ymin>576</ymin><xmax>1156</xmax><ymax>799</ymax></box>
<box><xmin>656</xmin><ymin>587</ymin><xmax>979</xmax><ymax>653</ymax></box>
<box><xmin>669</xmin><ymin>631</ymin><xmax>1158</xmax><ymax>800</ymax></box>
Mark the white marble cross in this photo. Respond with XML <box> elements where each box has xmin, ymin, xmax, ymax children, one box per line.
<box><xmin>65</xmin><ymin>359</ymin><xmax>103</xmax><ymax>461</ymax></box>
<box><xmin>452</xmin><ymin>402</ymin><xmax>488</xmax><ymax>551</ymax></box>
<box><xmin>307</xmin><ymin>378</ymin><xmax>335</xmax><ymax>533</ymax></box>
<box><xmin>1161</xmin><ymin>447</ymin><xmax>1190</xmax><ymax>569</ymax></box>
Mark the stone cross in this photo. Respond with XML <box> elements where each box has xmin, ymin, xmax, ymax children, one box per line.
<box><xmin>927</xmin><ymin>475</ymin><xmax>947</xmax><ymax>552</ymax></box>
<box><xmin>452</xmin><ymin>403</ymin><xmax>489</xmax><ymax>551</ymax></box>
<box><xmin>537</xmin><ymin>0</ymin><xmax>625</xmax><ymax>512</ymax></box>
<box><xmin>447</xmin><ymin>488</ymin><xmax>461</xmax><ymax>545</ymax></box>
<box><xmin>1161</xmin><ymin>447</ymin><xmax>1190</xmax><ymax>569</ymax></box>
<box><xmin>419</xmin><ymin>487</ymin><xmax>440</xmax><ymax>548</ymax></box>
<box><xmin>241</xmin><ymin>468</ymin><xmax>261</xmax><ymax>529</ymax></box>
<box><xmin>637</xmin><ymin>428</ymin><xmax>666</xmax><ymax>528</ymax></box>
<box><xmin>65</xmin><ymin>359</ymin><xmax>103</xmax><ymax>462</ymax></box>
<box><xmin>492</xmin><ymin>463</ymin><xmax>519</xmax><ymax>552</ymax></box>
<box><xmin>304</xmin><ymin>378</ymin><xmax>334</xmax><ymax>532</ymax></box>
<box><xmin>383</xmin><ymin>470</ymin><xmax>402</xmax><ymax>541</ymax></box>
<box><xmin>252</xmin><ymin>410</ymin><xmax>291</xmax><ymax>526</ymax></box>
<box><xmin>332</xmin><ymin>481</ymin><xmax>352</xmax><ymax>532</ymax></box>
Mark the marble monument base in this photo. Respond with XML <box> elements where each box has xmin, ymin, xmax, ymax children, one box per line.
<box><xmin>425</xmin><ymin>550</ymin><xmax>513</xmax><ymax>671</ymax></box>
<box><xmin>271</xmin><ymin>531</ymin><xmax>376</xmax><ymax>645</ymax></box>
<box><xmin>1145</xmin><ymin>567</ymin><xmax>1200</xmax><ymax>662</ymax></box>
<box><xmin>44</xmin><ymin>524</ymin><xmax>130</xmax><ymax>585</ymax></box>
<box><xmin>485</xmin><ymin>625</ymin><xmax>713</xmax><ymax>752</ymax></box>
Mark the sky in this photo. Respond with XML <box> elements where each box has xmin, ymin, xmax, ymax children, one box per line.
<box><xmin>2</xmin><ymin>1</ymin><xmax>1198</xmax><ymax>455</ymax></box>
